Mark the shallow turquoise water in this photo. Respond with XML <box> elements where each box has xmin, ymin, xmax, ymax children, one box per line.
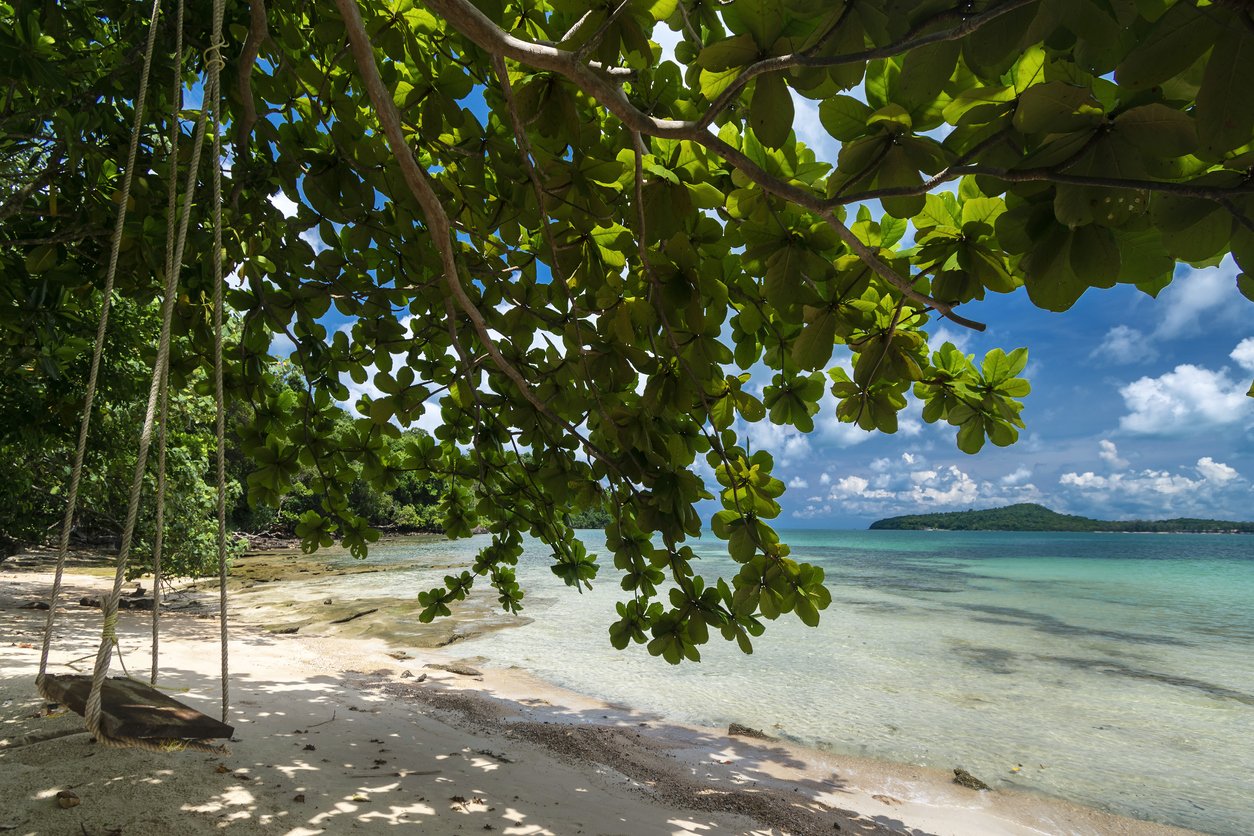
<box><xmin>318</xmin><ymin>530</ymin><xmax>1254</xmax><ymax>834</ymax></box>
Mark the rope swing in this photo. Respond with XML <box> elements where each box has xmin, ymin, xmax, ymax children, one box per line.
<box><xmin>35</xmin><ymin>0</ymin><xmax>234</xmax><ymax>754</ymax></box>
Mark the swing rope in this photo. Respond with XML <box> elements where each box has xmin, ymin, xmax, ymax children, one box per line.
<box><xmin>36</xmin><ymin>0</ymin><xmax>165</xmax><ymax>691</ymax></box>
<box><xmin>207</xmin><ymin>0</ymin><xmax>232</xmax><ymax>726</ymax></box>
<box><xmin>151</xmin><ymin>0</ymin><xmax>186</xmax><ymax>687</ymax></box>
<box><xmin>37</xmin><ymin>0</ymin><xmax>232</xmax><ymax>754</ymax></box>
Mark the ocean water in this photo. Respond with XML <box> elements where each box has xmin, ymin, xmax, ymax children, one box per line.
<box><xmin>315</xmin><ymin>530</ymin><xmax>1254</xmax><ymax>834</ymax></box>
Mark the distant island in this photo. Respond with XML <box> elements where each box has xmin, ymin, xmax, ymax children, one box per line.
<box><xmin>869</xmin><ymin>503</ymin><xmax>1254</xmax><ymax>534</ymax></box>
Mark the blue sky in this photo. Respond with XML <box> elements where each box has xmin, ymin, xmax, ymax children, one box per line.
<box><xmin>266</xmin><ymin>30</ymin><xmax>1254</xmax><ymax>529</ymax></box>
<box><xmin>763</xmin><ymin>260</ymin><xmax>1254</xmax><ymax>527</ymax></box>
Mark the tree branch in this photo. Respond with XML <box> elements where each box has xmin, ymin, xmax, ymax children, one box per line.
<box><xmin>831</xmin><ymin>165</ymin><xmax>1254</xmax><ymax>206</ymax></box>
<box><xmin>696</xmin><ymin>0</ymin><xmax>1042</xmax><ymax>130</ymax></box>
<box><xmin>424</xmin><ymin>0</ymin><xmax>985</xmax><ymax>331</ymax></box>
<box><xmin>333</xmin><ymin>0</ymin><xmax>624</xmax><ymax>471</ymax></box>
<box><xmin>233</xmin><ymin>0</ymin><xmax>269</xmax><ymax>158</ymax></box>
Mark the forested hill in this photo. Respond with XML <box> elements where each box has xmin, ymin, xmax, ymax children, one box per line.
<box><xmin>869</xmin><ymin>504</ymin><xmax>1254</xmax><ymax>533</ymax></box>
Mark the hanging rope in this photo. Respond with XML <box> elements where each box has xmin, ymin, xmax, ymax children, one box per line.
<box><xmin>37</xmin><ymin>0</ymin><xmax>165</xmax><ymax>690</ymax></box>
<box><xmin>33</xmin><ymin>0</ymin><xmax>229</xmax><ymax>754</ymax></box>
<box><xmin>152</xmin><ymin>0</ymin><xmax>186</xmax><ymax>686</ymax></box>
<box><xmin>206</xmin><ymin>0</ymin><xmax>231</xmax><ymax>727</ymax></box>
<box><xmin>78</xmin><ymin>50</ymin><xmax>223</xmax><ymax>754</ymax></box>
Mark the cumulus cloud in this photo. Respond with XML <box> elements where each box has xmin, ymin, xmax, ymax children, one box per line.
<box><xmin>788</xmin><ymin>476</ymin><xmax>809</xmax><ymax>490</ymax></box>
<box><xmin>1195</xmin><ymin>456</ymin><xmax>1238</xmax><ymax>484</ymax></box>
<box><xmin>1093</xmin><ymin>325</ymin><xmax>1156</xmax><ymax>365</ymax></box>
<box><xmin>300</xmin><ymin>227</ymin><xmax>330</xmax><ymax>254</ymax></box>
<box><xmin>1118</xmin><ymin>362</ymin><xmax>1254</xmax><ymax>435</ymax></box>
<box><xmin>1232</xmin><ymin>337</ymin><xmax>1254</xmax><ymax>373</ymax></box>
<box><xmin>789</xmin><ymin>91</ymin><xmax>838</xmax><ymax>161</ymax></box>
<box><xmin>741</xmin><ymin>419</ymin><xmax>812</xmax><ymax>468</ymax></box>
<box><xmin>1153</xmin><ymin>265</ymin><xmax>1244</xmax><ymax>338</ymax></box>
<box><xmin>1058</xmin><ymin>457</ymin><xmax>1246</xmax><ymax>518</ymax></box>
<box><xmin>1000</xmin><ymin>466</ymin><xmax>1033</xmax><ymax>486</ymax></box>
<box><xmin>1098</xmin><ymin>439</ymin><xmax>1128</xmax><ymax>469</ymax></box>
<box><xmin>928</xmin><ymin>326</ymin><xmax>974</xmax><ymax>356</ymax></box>
<box><xmin>269</xmin><ymin>192</ymin><xmax>299</xmax><ymax>218</ymax></box>
<box><xmin>269</xmin><ymin>332</ymin><xmax>296</xmax><ymax>359</ymax></box>
<box><xmin>793</xmin><ymin>453</ymin><xmax>1042</xmax><ymax>519</ymax></box>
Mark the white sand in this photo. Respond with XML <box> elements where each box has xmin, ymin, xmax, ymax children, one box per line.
<box><xmin>1</xmin><ymin>566</ymin><xmax>1194</xmax><ymax>836</ymax></box>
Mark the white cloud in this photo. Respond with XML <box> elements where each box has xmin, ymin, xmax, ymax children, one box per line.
<box><xmin>819</xmin><ymin>472</ymin><xmax>832</xmax><ymax>486</ymax></box>
<box><xmin>740</xmin><ymin>419</ymin><xmax>812</xmax><ymax>467</ymax></box>
<box><xmin>928</xmin><ymin>326</ymin><xmax>974</xmax><ymax>356</ymax></box>
<box><xmin>1000</xmin><ymin>466</ymin><xmax>1033</xmax><ymax>486</ymax></box>
<box><xmin>789</xmin><ymin>91</ymin><xmax>838</xmax><ymax>160</ymax></box>
<box><xmin>1098</xmin><ymin>439</ymin><xmax>1128</xmax><ymax>469</ymax></box>
<box><xmin>1118</xmin><ymin>363</ymin><xmax>1254</xmax><ymax>435</ymax></box>
<box><xmin>813</xmin><ymin>459</ymin><xmax>1042</xmax><ymax>518</ymax></box>
<box><xmin>1153</xmin><ymin>265</ymin><xmax>1243</xmax><ymax>339</ymax></box>
<box><xmin>269</xmin><ymin>332</ymin><xmax>295</xmax><ymax>359</ymax></box>
<box><xmin>269</xmin><ymin>192</ymin><xmax>299</xmax><ymax>218</ymax></box>
<box><xmin>1231</xmin><ymin>337</ymin><xmax>1254</xmax><ymax>373</ymax></box>
<box><xmin>1059</xmin><ymin>457</ymin><xmax>1246</xmax><ymax>517</ymax></box>
<box><xmin>1093</xmin><ymin>325</ymin><xmax>1156</xmax><ymax>365</ymax></box>
<box><xmin>787</xmin><ymin>476</ymin><xmax>809</xmax><ymax>490</ymax></box>
<box><xmin>300</xmin><ymin>227</ymin><xmax>330</xmax><ymax>254</ymax></box>
<box><xmin>1196</xmin><ymin>456</ymin><xmax>1238</xmax><ymax>484</ymax></box>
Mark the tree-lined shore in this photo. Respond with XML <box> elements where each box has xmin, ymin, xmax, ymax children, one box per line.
<box><xmin>871</xmin><ymin>503</ymin><xmax>1254</xmax><ymax>533</ymax></box>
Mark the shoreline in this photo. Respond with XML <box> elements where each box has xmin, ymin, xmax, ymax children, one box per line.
<box><xmin>2</xmin><ymin>560</ymin><xmax>1195</xmax><ymax>835</ymax></box>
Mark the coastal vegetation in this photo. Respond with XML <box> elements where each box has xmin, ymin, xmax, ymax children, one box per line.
<box><xmin>2</xmin><ymin>0</ymin><xmax>1252</xmax><ymax>659</ymax></box>
<box><xmin>870</xmin><ymin>503</ymin><xmax>1254</xmax><ymax>533</ymax></box>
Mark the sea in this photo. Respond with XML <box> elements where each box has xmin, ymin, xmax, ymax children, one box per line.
<box><xmin>312</xmin><ymin>529</ymin><xmax>1254</xmax><ymax>835</ymax></box>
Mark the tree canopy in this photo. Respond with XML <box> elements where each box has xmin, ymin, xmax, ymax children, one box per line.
<box><xmin>2</xmin><ymin>0</ymin><xmax>1252</xmax><ymax>661</ymax></box>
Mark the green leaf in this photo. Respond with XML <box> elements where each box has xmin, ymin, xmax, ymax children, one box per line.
<box><xmin>750</xmin><ymin>73</ymin><xmax>793</xmax><ymax>149</ymax></box>
<box><xmin>1068</xmin><ymin>224</ymin><xmax>1120</xmax><ymax>286</ymax></box>
<box><xmin>24</xmin><ymin>244</ymin><xmax>57</xmax><ymax>274</ymax></box>
<box><xmin>1013</xmin><ymin>82</ymin><xmax>1102</xmax><ymax>134</ymax></box>
<box><xmin>792</xmin><ymin>309</ymin><xmax>837</xmax><ymax>370</ymax></box>
<box><xmin>818</xmin><ymin>96</ymin><xmax>872</xmax><ymax>142</ymax></box>
<box><xmin>1114</xmin><ymin>104</ymin><xmax>1197</xmax><ymax>158</ymax></box>
<box><xmin>1237</xmin><ymin>273</ymin><xmax>1254</xmax><ymax>304</ymax></box>
<box><xmin>695</xmin><ymin>34</ymin><xmax>759</xmax><ymax>71</ymax></box>
<box><xmin>1115</xmin><ymin>3</ymin><xmax>1221</xmax><ymax>92</ymax></box>
<box><xmin>1196</xmin><ymin>27</ymin><xmax>1254</xmax><ymax>159</ymax></box>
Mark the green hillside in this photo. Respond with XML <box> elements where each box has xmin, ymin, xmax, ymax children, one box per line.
<box><xmin>869</xmin><ymin>504</ymin><xmax>1254</xmax><ymax>533</ymax></box>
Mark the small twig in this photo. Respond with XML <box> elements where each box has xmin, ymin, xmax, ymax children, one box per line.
<box><xmin>307</xmin><ymin>709</ymin><xmax>337</xmax><ymax>728</ymax></box>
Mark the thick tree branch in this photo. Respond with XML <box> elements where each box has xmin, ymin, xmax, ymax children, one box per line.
<box><xmin>233</xmin><ymin>0</ymin><xmax>269</xmax><ymax>157</ymax></box>
<box><xmin>424</xmin><ymin>0</ymin><xmax>985</xmax><ymax>332</ymax></box>
<box><xmin>831</xmin><ymin>166</ymin><xmax>1254</xmax><ymax>207</ymax></box>
<box><xmin>698</xmin><ymin>0</ymin><xmax>1043</xmax><ymax>130</ymax></box>
<box><xmin>333</xmin><ymin>0</ymin><xmax>623</xmax><ymax>471</ymax></box>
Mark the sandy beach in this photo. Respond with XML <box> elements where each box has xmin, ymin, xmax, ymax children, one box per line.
<box><xmin>1</xmin><ymin>554</ymin><xmax>1195</xmax><ymax>836</ymax></box>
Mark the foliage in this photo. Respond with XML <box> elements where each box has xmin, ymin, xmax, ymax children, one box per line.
<box><xmin>2</xmin><ymin>0</ymin><xmax>1252</xmax><ymax>660</ymax></box>
<box><xmin>869</xmin><ymin>503</ymin><xmax>1254</xmax><ymax>533</ymax></box>
<box><xmin>0</xmin><ymin>291</ymin><xmax>237</xmax><ymax>577</ymax></box>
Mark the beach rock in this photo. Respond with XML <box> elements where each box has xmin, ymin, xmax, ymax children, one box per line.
<box><xmin>400</xmin><ymin>670</ymin><xmax>413</xmax><ymax>678</ymax></box>
<box><xmin>727</xmin><ymin>723</ymin><xmax>772</xmax><ymax>740</ymax></box>
<box><xmin>330</xmin><ymin>608</ymin><xmax>379</xmax><ymax>624</ymax></box>
<box><xmin>269</xmin><ymin>625</ymin><xmax>300</xmax><ymax>635</ymax></box>
<box><xmin>55</xmin><ymin>790</ymin><xmax>80</xmax><ymax>809</ymax></box>
<box><xmin>17</xmin><ymin>601</ymin><xmax>49</xmax><ymax>610</ymax></box>
<box><xmin>424</xmin><ymin>662</ymin><xmax>482</xmax><ymax>677</ymax></box>
<box><xmin>79</xmin><ymin>597</ymin><xmax>100</xmax><ymax>608</ymax></box>
<box><xmin>953</xmin><ymin>767</ymin><xmax>990</xmax><ymax>790</ymax></box>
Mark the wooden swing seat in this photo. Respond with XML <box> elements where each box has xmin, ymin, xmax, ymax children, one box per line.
<box><xmin>41</xmin><ymin>674</ymin><xmax>234</xmax><ymax>741</ymax></box>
